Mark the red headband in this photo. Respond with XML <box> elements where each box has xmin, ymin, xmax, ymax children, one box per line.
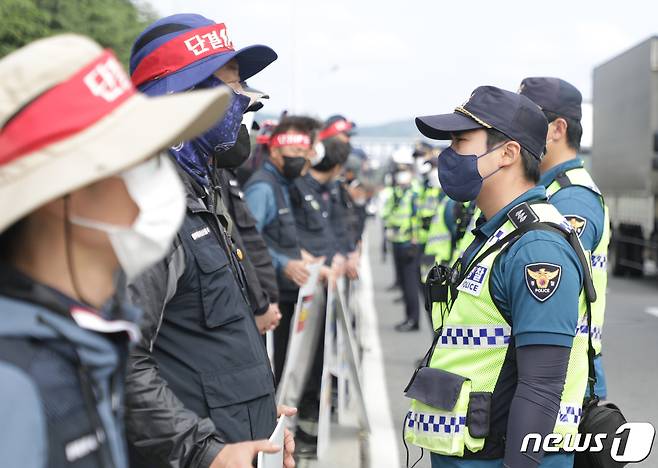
<box><xmin>319</xmin><ymin>119</ymin><xmax>353</xmax><ymax>141</ymax></box>
<box><xmin>256</xmin><ymin>134</ymin><xmax>271</xmax><ymax>145</ymax></box>
<box><xmin>0</xmin><ymin>50</ymin><xmax>135</xmax><ymax>166</ymax></box>
<box><xmin>269</xmin><ymin>133</ymin><xmax>311</xmax><ymax>149</ymax></box>
<box><xmin>131</xmin><ymin>23</ymin><xmax>234</xmax><ymax>87</ymax></box>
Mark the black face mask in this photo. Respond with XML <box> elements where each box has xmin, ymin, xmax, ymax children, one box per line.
<box><xmin>281</xmin><ymin>155</ymin><xmax>307</xmax><ymax>180</ymax></box>
<box><xmin>214</xmin><ymin>124</ymin><xmax>251</xmax><ymax>169</ymax></box>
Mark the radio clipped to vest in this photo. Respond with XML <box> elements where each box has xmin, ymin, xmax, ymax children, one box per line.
<box><xmin>423</xmin><ymin>262</ymin><xmax>460</xmax><ymax>312</ymax></box>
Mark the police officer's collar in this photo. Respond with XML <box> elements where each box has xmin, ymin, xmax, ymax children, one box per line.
<box><xmin>472</xmin><ymin>186</ymin><xmax>547</xmax><ymax>238</ymax></box>
<box><xmin>537</xmin><ymin>158</ymin><xmax>584</xmax><ymax>188</ymax></box>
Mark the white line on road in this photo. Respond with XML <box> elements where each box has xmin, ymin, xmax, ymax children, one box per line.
<box><xmin>360</xmin><ymin>238</ymin><xmax>401</xmax><ymax>467</ymax></box>
<box><xmin>646</xmin><ymin>307</ymin><xmax>658</xmax><ymax>319</ymax></box>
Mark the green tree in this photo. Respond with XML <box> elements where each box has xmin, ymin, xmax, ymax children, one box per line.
<box><xmin>0</xmin><ymin>0</ymin><xmax>158</xmax><ymax>65</ymax></box>
<box><xmin>0</xmin><ymin>0</ymin><xmax>51</xmax><ymax>57</ymax></box>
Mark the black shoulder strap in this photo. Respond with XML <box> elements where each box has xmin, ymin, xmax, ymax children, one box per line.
<box><xmin>555</xmin><ymin>171</ymin><xmax>572</xmax><ymax>189</ymax></box>
<box><xmin>457</xmin><ymin>221</ymin><xmax>596</xmax><ymax>303</ymax></box>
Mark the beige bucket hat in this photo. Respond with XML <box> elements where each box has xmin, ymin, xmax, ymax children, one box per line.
<box><xmin>0</xmin><ymin>34</ymin><xmax>232</xmax><ymax>232</ymax></box>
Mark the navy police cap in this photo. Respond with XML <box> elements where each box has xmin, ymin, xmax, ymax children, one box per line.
<box><xmin>415</xmin><ymin>85</ymin><xmax>548</xmax><ymax>160</ymax></box>
<box><xmin>519</xmin><ymin>77</ymin><xmax>582</xmax><ymax>121</ymax></box>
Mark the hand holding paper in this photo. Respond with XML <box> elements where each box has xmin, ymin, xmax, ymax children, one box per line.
<box><xmin>257</xmin><ymin>415</ymin><xmax>292</xmax><ymax>468</ymax></box>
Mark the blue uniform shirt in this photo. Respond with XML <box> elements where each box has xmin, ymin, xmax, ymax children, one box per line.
<box><xmin>244</xmin><ymin>161</ymin><xmax>293</xmax><ymax>272</ymax></box>
<box><xmin>538</xmin><ymin>158</ymin><xmax>605</xmax><ymax>252</ymax></box>
<box><xmin>539</xmin><ymin>158</ymin><xmax>607</xmax><ymax>397</ymax></box>
<box><xmin>431</xmin><ymin>187</ymin><xmax>583</xmax><ymax>467</ymax></box>
<box><xmin>462</xmin><ymin>186</ymin><xmax>584</xmax><ymax>348</ymax></box>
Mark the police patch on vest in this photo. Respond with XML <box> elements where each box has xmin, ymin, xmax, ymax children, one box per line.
<box><xmin>565</xmin><ymin>215</ymin><xmax>587</xmax><ymax>237</ymax></box>
<box><xmin>525</xmin><ymin>263</ymin><xmax>562</xmax><ymax>302</ymax></box>
<box><xmin>457</xmin><ymin>265</ymin><xmax>489</xmax><ymax>296</ymax></box>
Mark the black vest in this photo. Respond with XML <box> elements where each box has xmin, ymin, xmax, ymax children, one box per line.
<box><xmin>329</xmin><ymin>182</ymin><xmax>358</xmax><ymax>253</ymax></box>
<box><xmin>246</xmin><ymin>167</ymin><xmax>302</xmax><ymax>302</ymax></box>
<box><xmin>0</xmin><ymin>336</ymin><xmax>114</xmax><ymax>468</ymax></box>
<box><xmin>153</xmin><ymin>194</ymin><xmax>276</xmax><ymax>442</ymax></box>
<box><xmin>218</xmin><ymin>169</ymin><xmax>278</xmax><ymax>308</ymax></box>
<box><xmin>290</xmin><ymin>174</ymin><xmax>336</xmax><ymax>261</ymax></box>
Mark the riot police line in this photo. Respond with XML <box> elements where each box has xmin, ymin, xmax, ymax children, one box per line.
<box><xmin>0</xmin><ymin>13</ymin><xmax>371</xmax><ymax>468</ymax></box>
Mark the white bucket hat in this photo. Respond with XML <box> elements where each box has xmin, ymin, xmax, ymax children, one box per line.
<box><xmin>0</xmin><ymin>34</ymin><xmax>232</xmax><ymax>233</ymax></box>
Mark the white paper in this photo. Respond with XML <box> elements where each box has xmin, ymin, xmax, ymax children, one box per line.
<box><xmin>257</xmin><ymin>415</ymin><xmax>287</xmax><ymax>468</ymax></box>
<box><xmin>276</xmin><ymin>261</ymin><xmax>324</xmax><ymax>407</ymax></box>
<box><xmin>299</xmin><ymin>261</ymin><xmax>323</xmax><ymax>296</ymax></box>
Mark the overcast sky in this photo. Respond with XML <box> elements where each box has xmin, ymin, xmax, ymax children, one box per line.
<box><xmin>152</xmin><ymin>0</ymin><xmax>657</xmax><ymax>126</ymax></box>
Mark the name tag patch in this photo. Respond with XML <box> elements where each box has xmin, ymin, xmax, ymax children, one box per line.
<box><xmin>65</xmin><ymin>433</ymin><xmax>101</xmax><ymax>462</ymax></box>
<box><xmin>191</xmin><ymin>227</ymin><xmax>211</xmax><ymax>240</ymax></box>
<box><xmin>457</xmin><ymin>265</ymin><xmax>489</xmax><ymax>296</ymax></box>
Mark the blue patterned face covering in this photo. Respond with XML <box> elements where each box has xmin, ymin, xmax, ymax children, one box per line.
<box><xmin>169</xmin><ymin>76</ymin><xmax>251</xmax><ymax>186</ymax></box>
<box><xmin>194</xmin><ymin>76</ymin><xmax>251</xmax><ymax>157</ymax></box>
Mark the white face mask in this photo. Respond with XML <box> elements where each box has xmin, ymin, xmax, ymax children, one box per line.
<box><xmin>395</xmin><ymin>170</ymin><xmax>413</xmax><ymax>186</ymax></box>
<box><xmin>70</xmin><ymin>155</ymin><xmax>186</xmax><ymax>281</ymax></box>
<box><xmin>310</xmin><ymin>141</ymin><xmax>325</xmax><ymax>167</ymax></box>
<box><xmin>427</xmin><ymin>169</ymin><xmax>441</xmax><ymax>188</ymax></box>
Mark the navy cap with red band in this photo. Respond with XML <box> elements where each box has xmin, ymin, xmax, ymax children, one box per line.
<box><xmin>130</xmin><ymin>13</ymin><xmax>277</xmax><ymax>96</ymax></box>
<box><xmin>519</xmin><ymin>77</ymin><xmax>583</xmax><ymax>121</ymax></box>
<box><xmin>415</xmin><ymin>85</ymin><xmax>548</xmax><ymax>160</ymax></box>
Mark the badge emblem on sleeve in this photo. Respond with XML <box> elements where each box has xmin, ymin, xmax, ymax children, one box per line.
<box><xmin>565</xmin><ymin>215</ymin><xmax>587</xmax><ymax>237</ymax></box>
<box><xmin>525</xmin><ymin>263</ymin><xmax>561</xmax><ymax>302</ymax></box>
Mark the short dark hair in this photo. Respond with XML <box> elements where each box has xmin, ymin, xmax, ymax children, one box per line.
<box><xmin>314</xmin><ymin>137</ymin><xmax>351</xmax><ymax>172</ymax></box>
<box><xmin>270</xmin><ymin>116</ymin><xmax>316</xmax><ymax>141</ymax></box>
<box><xmin>485</xmin><ymin>128</ymin><xmax>540</xmax><ymax>183</ymax></box>
<box><xmin>543</xmin><ymin>110</ymin><xmax>582</xmax><ymax>152</ymax></box>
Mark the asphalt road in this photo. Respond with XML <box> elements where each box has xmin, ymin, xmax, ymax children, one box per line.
<box><xmin>365</xmin><ymin>221</ymin><xmax>658</xmax><ymax>468</ymax></box>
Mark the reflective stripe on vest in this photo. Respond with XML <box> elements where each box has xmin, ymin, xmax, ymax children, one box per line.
<box><xmin>546</xmin><ymin>166</ymin><xmax>609</xmax><ymax>354</ymax></box>
<box><xmin>406</xmin><ymin>202</ymin><xmax>589</xmax><ymax>457</ymax></box>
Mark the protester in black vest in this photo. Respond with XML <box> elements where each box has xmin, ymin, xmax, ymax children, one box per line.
<box><xmin>287</xmin><ymin>136</ymin><xmax>353</xmax><ymax>455</ymax></box>
<box><xmin>291</xmin><ymin>137</ymin><xmax>351</xmax><ymax>265</ymax></box>
<box><xmin>213</xmin><ymin>124</ymin><xmax>282</xmax><ymax>334</ymax></box>
<box><xmin>127</xmin><ymin>14</ymin><xmax>295</xmax><ymax>468</ymax></box>
<box><xmin>245</xmin><ymin>117</ymin><xmax>327</xmax><ymax>384</ymax></box>
<box><xmin>0</xmin><ymin>34</ymin><xmax>231</xmax><ymax>468</ymax></box>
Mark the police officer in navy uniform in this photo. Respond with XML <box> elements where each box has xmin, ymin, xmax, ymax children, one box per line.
<box><xmin>520</xmin><ymin>77</ymin><xmax>610</xmax><ymax>399</ymax></box>
<box><xmin>406</xmin><ymin>86</ymin><xmax>592</xmax><ymax>468</ymax></box>
<box><xmin>127</xmin><ymin>14</ymin><xmax>295</xmax><ymax>468</ymax></box>
<box><xmin>0</xmin><ymin>35</ymin><xmax>231</xmax><ymax>467</ymax></box>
